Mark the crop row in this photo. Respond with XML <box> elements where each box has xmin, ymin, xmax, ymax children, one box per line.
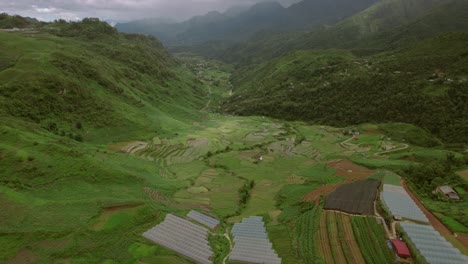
<box><xmin>351</xmin><ymin>217</ymin><xmax>393</xmax><ymax>264</ymax></box>
<box><xmin>296</xmin><ymin>205</ymin><xmax>322</xmax><ymax>263</ymax></box>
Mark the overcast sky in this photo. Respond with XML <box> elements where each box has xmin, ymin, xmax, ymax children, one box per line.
<box><xmin>1</xmin><ymin>0</ymin><xmax>301</xmax><ymax>22</ymax></box>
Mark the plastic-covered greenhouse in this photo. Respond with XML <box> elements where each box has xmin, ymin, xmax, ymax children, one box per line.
<box><xmin>230</xmin><ymin>216</ymin><xmax>282</xmax><ymax>264</ymax></box>
<box><xmin>143</xmin><ymin>214</ymin><xmax>213</xmax><ymax>264</ymax></box>
<box><xmin>381</xmin><ymin>184</ymin><xmax>429</xmax><ymax>223</ymax></box>
<box><xmin>187</xmin><ymin>210</ymin><xmax>220</xmax><ymax>229</ymax></box>
<box><xmin>400</xmin><ymin>222</ymin><xmax>468</xmax><ymax>264</ymax></box>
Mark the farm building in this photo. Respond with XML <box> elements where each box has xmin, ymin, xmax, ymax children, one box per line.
<box><xmin>390</xmin><ymin>240</ymin><xmax>411</xmax><ymax>258</ymax></box>
<box><xmin>435</xmin><ymin>185</ymin><xmax>460</xmax><ymax>200</ymax></box>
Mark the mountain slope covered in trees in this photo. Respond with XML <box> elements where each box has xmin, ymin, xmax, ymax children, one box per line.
<box><xmin>183</xmin><ymin>0</ymin><xmax>466</xmax><ymax>64</ymax></box>
<box><xmin>222</xmin><ymin>33</ymin><xmax>468</xmax><ymax>143</ymax></box>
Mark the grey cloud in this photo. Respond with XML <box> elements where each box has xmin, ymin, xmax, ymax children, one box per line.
<box><xmin>0</xmin><ymin>0</ymin><xmax>301</xmax><ymax>22</ymax></box>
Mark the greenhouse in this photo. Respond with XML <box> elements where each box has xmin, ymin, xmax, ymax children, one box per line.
<box><xmin>400</xmin><ymin>222</ymin><xmax>468</xmax><ymax>264</ymax></box>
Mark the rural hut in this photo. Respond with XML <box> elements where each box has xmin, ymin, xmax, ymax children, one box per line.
<box><xmin>435</xmin><ymin>185</ymin><xmax>460</xmax><ymax>200</ymax></box>
<box><xmin>390</xmin><ymin>239</ymin><xmax>411</xmax><ymax>258</ymax></box>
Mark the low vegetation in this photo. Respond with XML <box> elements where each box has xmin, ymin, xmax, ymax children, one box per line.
<box><xmin>351</xmin><ymin>217</ymin><xmax>394</xmax><ymax>264</ymax></box>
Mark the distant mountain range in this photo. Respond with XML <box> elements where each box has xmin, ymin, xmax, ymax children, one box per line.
<box><xmin>116</xmin><ymin>0</ymin><xmax>379</xmax><ymax>45</ymax></box>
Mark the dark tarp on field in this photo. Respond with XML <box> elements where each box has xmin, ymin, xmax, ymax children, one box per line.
<box><xmin>324</xmin><ymin>179</ymin><xmax>380</xmax><ymax>215</ymax></box>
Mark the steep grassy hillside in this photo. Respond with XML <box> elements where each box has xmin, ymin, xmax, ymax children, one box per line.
<box><xmin>0</xmin><ymin>19</ymin><xmax>211</xmax><ymax>143</ymax></box>
<box><xmin>223</xmin><ymin>33</ymin><xmax>468</xmax><ymax>143</ymax></box>
<box><xmin>0</xmin><ymin>19</ymin><xmax>215</xmax><ymax>263</ymax></box>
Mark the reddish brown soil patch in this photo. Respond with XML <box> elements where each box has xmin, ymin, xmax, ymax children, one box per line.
<box><xmin>318</xmin><ymin>211</ymin><xmax>334</xmax><ymax>264</ymax></box>
<box><xmin>456</xmin><ymin>169</ymin><xmax>468</xmax><ymax>181</ymax></box>
<box><xmin>329</xmin><ymin>159</ymin><xmax>374</xmax><ymax>179</ymax></box>
<box><xmin>303</xmin><ymin>160</ymin><xmax>374</xmax><ymax>203</ymax></box>
<box><xmin>341</xmin><ymin>214</ymin><xmax>366</xmax><ymax>264</ymax></box>
<box><xmin>102</xmin><ymin>202</ymin><xmax>144</xmax><ymax>213</ymax></box>
<box><xmin>5</xmin><ymin>248</ymin><xmax>37</xmax><ymax>264</ymax></box>
<box><xmin>457</xmin><ymin>234</ymin><xmax>468</xmax><ymax>247</ymax></box>
<box><xmin>402</xmin><ymin>180</ymin><xmax>468</xmax><ymax>249</ymax></box>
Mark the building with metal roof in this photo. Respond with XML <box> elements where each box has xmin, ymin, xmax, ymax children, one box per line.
<box><xmin>390</xmin><ymin>239</ymin><xmax>411</xmax><ymax>258</ymax></box>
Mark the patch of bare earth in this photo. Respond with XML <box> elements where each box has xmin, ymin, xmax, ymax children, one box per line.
<box><xmin>5</xmin><ymin>249</ymin><xmax>37</xmax><ymax>264</ymax></box>
<box><xmin>318</xmin><ymin>211</ymin><xmax>334</xmax><ymax>264</ymax></box>
<box><xmin>186</xmin><ymin>137</ymin><xmax>209</xmax><ymax>148</ymax></box>
<box><xmin>456</xmin><ymin>169</ymin><xmax>468</xmax><ymax>181</ymax></box>
<box><xmin>303</xmin><ymin>160</ymin><xmax>374</xmax><ymax>203</ymax></box>
<box><xmin>341</xmin><ymin>215</ymin><xmax>366</xmax><ymax>264</ymax></box>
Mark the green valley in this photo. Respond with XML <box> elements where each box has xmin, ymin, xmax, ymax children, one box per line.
<box><xmin>1</xmin><ymin>0</ymin><xmax>468</xmax><ymax>263</ymax></box>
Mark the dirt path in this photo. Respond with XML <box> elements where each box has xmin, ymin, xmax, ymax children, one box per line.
<box><xmin>327</xmin><ymin>212</ymin><xmax>347</xmax><ymax>264</ymax></box>
<box><xmin>319</xmin><ymin>212</ymin><xmax>334</xmax><ymax>264</ymax></box>
<box><xmin>402</xmin><ymin>180</ymin><xmax>468</xmax><ymax>249</ymax></box>
<box><xmin>201</xmin><ymin>86</ymin><xmax>212</xmax><ymax>111</ymax></box>
<box><xmin>222</xmin><ymin>227</ymin><xmax>232</xmax><ymax>264</ymax></box>
<box><xmin>374</xmin><ymin>201</ymin><xmax>394</xmax><ymax>239</ymax></box>
<box><xmin>340</xmin><ymin>136</ymin><xmax>355</xmax><ymax>149</ymax></box>
<box><xmin>341</xmin><ymin>215</ymin><xmax>366</xmax><ymax>264</ymax></box>
<box><xmin>374</xmin><ymin>144</ymin><xmax>409</xmax><ymax>156</ymax></box>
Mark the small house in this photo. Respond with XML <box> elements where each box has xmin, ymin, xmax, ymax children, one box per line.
<box><xmin>436</xmin><ymin>186</ymin><xmax>460</xmax><ymax>200</ymax></box>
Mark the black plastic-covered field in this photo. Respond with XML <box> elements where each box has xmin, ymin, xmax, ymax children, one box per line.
<box><xmin>324</xmin><ymin>179</ymin><xmax>380</xmax><ymax>215</ymax></box>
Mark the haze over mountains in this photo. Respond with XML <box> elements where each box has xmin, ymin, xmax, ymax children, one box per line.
<box><xmin>116</xmin><ymin>0</ymin><xmax>380</xmax><ymax>45</ymax></box>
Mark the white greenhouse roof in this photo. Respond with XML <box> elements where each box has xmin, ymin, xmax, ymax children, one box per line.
<box><xmin>229</xmin><ymin>216</ymin><xmax>281</xmax><ymax>264</ymax></box>
<box><xmin>400</xmin><ymin>222</ymin><xmax>468</xmax><ymax>264</ymax></box>
<box><xmin>143</xmin><ymin>214</ymin><xmax>213</xmax><ymax>264</ymax></box>
<box><xmin>381</xmin><ymin>184</ymin><xmax>429</xmax><ymax>223</ymax></box>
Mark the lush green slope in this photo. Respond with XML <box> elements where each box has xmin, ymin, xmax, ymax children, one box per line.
<box><xmin>222</xmin><ymin>33</ymin><xmax>468</xmax><ymax>143</ymax></box>
<box><xmin>0</xmin><ymin>19</ymin><xmax>214</xmax><ymax>263</ymax></box>
<box><xmin>0</xmin><ymin>19</ymin><xmax>211</xmax><ymax>143</ymax></box>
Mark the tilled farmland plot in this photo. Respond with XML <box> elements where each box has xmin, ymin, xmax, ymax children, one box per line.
<box><xmin>324</xmin><ymin>179</ymin><xmax>380</xmax><ymax>215</ymax></box>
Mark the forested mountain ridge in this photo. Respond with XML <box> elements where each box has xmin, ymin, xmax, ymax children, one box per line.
<box><xmin>182</xmin><ymin>0</ymin><xmax>464</xmax><ymax>65</ymax></box>
<box><xmin>222</xmin><ymin>33</ymin><xmax>468</xmax><ymax>144</ymax></box>
<box><xmin>116</xmin><ymin>0</ymin><xmax>378</xmax><ymax>46</ymax></box>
